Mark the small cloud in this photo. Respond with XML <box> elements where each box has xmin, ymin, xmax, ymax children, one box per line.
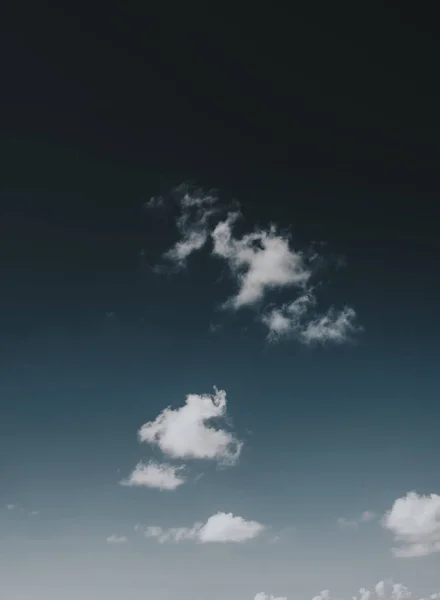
<box><xmin>138</xmin><ymin>387</ymin><xmax>242</xmax><ymax>465</ymax></box>
<box><xmin>145</xmin><ymin>511</ymin><xmax>264</xmax><ymax>544</ymax></box>
<box><xmin>254</xmin><ymin>594</ymin><xmax>287</xmax><ymax>600</ymax></box>
<box><xmin>120</xmin><ymin>461</ymin><xmax>186</xmax><ymax>491</ymax></box>
<box><xmin>6</xmin><ymin>504</ymin><xmax>15</xmax><ymax>510</ymax></box>
<box><xmin>106</xmin><ymin>535</ymin><xmax>128</xmax><ymax>544</ymax></box>
<box><xmin>267</xmin><ymin>526</ymin><xmax>295</xmax><ymax>544</ymax></box>
<box><xmin>161</xmin><ymin>186</ymin><xmax>222</xmax><ymax>268</ymax></box>
<box><xmin>209</xmin><ymin>322</ymin><xmax>222</xmax><ymax>334</ymax></box>
<box><xmin>145</xmin><ymin>195</ymin><xmax>166</xmax><ymax>210</ymax></box>
<box><xmin>263</xmin><ymin>293</ymin><xmax>358</xmax><ymax>346</ymax></box>
<box><xmin>29</xmin><ymin>511</ymin><xmax>39</xmax><ymax>516</ymax></box>
<box><xmin>337</xmin><ymin>510</ymin><xmax>376</xmax><ymax>528</ymax></box>
<box><xmin>382</xmin><ymin>491</ymin><xmax>440</xmax><ymax>558</ymax></box>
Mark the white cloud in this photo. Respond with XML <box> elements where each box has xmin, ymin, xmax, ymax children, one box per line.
<box><xmin>212</xmin><ymin>217</ymin><xmax>311</xmax><ymax>309</ymax></box>
<box><xmin>359</xmin><ymin>589</ymin><xmax>372</xmax><ymax>600</ymax></box>
<box><xmin>198</xmin><ymin>511</ymin><xmax>264</xmax><ymax>543</ymax></box>
<box><xmin>6</xmin><ymin>504</ymin><xmax>15</xmax><ymax>510</ymax></box>
<box><xmin>252</xmin><ymin>581</ymin><xmax>438</xmax><ymax>600</ymax></box>
<box><xmin>29</xmin><ymin>511</ymin><xmax>39</xmax><ymax>516</ymax></box>
<box><xmin>145</xmin><ymin>511</ymin><xmax>264</xmax><ymax>544</ymax></box>
<box><xmin>316</xmin><ymin>582</ymin><xmax>413</xmax><ymax>600</ymax></box>
<box><xmin>150</xmin><ymin>186</ymin><xmax>359</xmax><ymax>345</ymax></box>
<box><xmin>120</xmin><ymin>461</ymin><xmax>186</xmax><ymax>491</ymax></box>
<box><xmin>337</xmin><ymin>510</ymin><xmax>376</xmax><ymax>528</ymax></box>
<box><xmin>254</xmin><ymin>594</ymin><xmax>287</xmax><ymax>600</ymax></box>
<box><xmin>163</xmin><ymin>187</ymin><xmax>220</xmax><ymax>266</ymax></box>
<box><xmin>382</xmin><ymin>491</ymin><xmax>440</xmax><ymax>557</ymax></box>
<box><xmin>106</xmin><ymin>535</ymin><xmax>128</xmax><ymax>544</ymax></box>
<box><xmin>138</xmin><ymin>388</ymin><xmax>242</xmax><ymax>465</ymax></box>
<box><xmin>145</xmin><ymin>524</ymin><xmax>201</xmax><ymax>544</ymax></box>
<box><xmin>263</xmin><ymin>294</ymin><xmax>358</xmax><ymax>345</ymax></box>
<box><xmin>301</xmin><ymin>306</ymin><xmax>358</xmax><ymax>344</ymax></box>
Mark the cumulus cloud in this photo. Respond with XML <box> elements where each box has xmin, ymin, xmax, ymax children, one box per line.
<box><xmin>138</xmin><ymin>388</ymin><xmax>242</xmax><ymax>465</ymax></box>
<box><xmin>120</xmin><ymin>461</ymin><xmax>186</xmax><ymax>491</ymax></box>
<box><xmin>382</xmin><ymin>491</ymin><xmax>440</xmax><ymax>557</ymax></box>
<box><xmin>145</xmin><ymin>511</ymin><xmax>264</xmax><ymax>544</ymax></box>
<box><xmin>337</xmin><ymin>510</ymin><xmax>376</xmax><ymax>528</ymax></box>
<box><xmin>106</xmin><ymin>535</ymin><xmax>128</xmax><ymax>544</ymax></box>
<box><xmin>211</xmin><ymin>216</ymin><xmax>310</xmax><ymax>309</ymax></box>
<box><xmin>6</xmin><ymin>504</ymin><xmax>15</xmax><ymax>510</ymax></box>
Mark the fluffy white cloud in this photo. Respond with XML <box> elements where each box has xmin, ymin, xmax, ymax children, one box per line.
<box><xmin>138</xmin><ymin>388</ymin><xmax>242</xmax><ymax>465</ymax></box>
<box><xmin>120</xmin><ymin>461</ymin><xmax>186</xmax><ymax>491</ymax></box>
<box><xmin>382</xmin><ymin>491</ymin><xmax>440</xmax><ymax>557</ymax></box>
<box><xmin>145</xmin><ymin>511</ymin><xmax>264</xmax><ymax>544</ymax></box>
<box><xmin>198</xmin><ymin>511</ymin><xmax>264</xmax><ymax>543</ymax></box>
<box><xmin>106</xmin><ymin>535</ymin><xmax>128</xmax><ymax>544</ymax></box>
<box><xmin>212</xmin><ymin>216</ymin><xmax>311</xmax><ymax>309</ymax></box>
<box><xmin>5</xmin><ymin>504</ymin><xmax>15</xmax><ymax>510</ymax></box>
<box><xmin>337</xmin><ymin>510</ymin><xmax>376</xmax><ymax>527</ymax></box>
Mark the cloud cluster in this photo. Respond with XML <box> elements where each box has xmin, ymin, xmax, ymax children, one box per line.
<box><xmin>150</xmin><ymin>185</ymin><xmax>359</xmax><ymax>345</ymax></box>
<box><xmin>145</xmin><ymin>511</ymin><xmax>264</xmax><ymax>544</ymax></box>
<box><xmin>382</xmin><ymin>491</ymin><xmax>440</xmax><ymax>557</ymax></box>
<box><xmin>337</xmin><ymin>510</ymin><xmax>376</xmax><ymax>528</ymax></box>
<box><xmin>262</xmin><ymin>293</ymin><xmax>358</xmax><ymax>344</ymax></box>
<box><xmin>121</xmin><ymin>388</ymin><xmax>241</xmax><ymax>492</ymax></box>
<box><xmin>254</xmin><ymin>580</ymin><xmax>440</xmax><ymax>600</ymax></box>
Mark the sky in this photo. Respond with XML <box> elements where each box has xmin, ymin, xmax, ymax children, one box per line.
<box><xmin>1</xmin><ymin>5</ymin><xmax>440</xmax><ymax>600</ymax></box>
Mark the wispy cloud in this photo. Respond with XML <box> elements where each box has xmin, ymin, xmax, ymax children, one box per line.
<box><xmin>120</xmin><ymin>460</ymin><xmax>186</xmax><ymax>491</ymax></box>
<box><xmin>145</xmin><ymin>511</ymin><xmax>264</xmax><ymax>544</ymax></box>
<box><xmin>151</xmin><ymin>185</ymin><xmax>223</xmax><ymax>268</ymax></box>
<box><xmin>5</xmin><ymin>504</ymin><xmax>15</xmax><ymax>510</ymax></box>
<box><xmin>382</xmin><ymin>491</ymin><xmax>440</xmax><ymax>557</ymax></box>
<box><xmin>337</xmin><ymin>510</ymin><xmax>376</xmax><ymax>528</ymax></box>
<box><xmin>138</xmin><ymin>387</ymin><xmax>242</xmax><ymax>465</ymax></box>
<box><xmin>254</xmin><ymin>594</ymin><xmax>287</xmax><ymax>600</ymax></box>
<box><xmin>106</xmin><ymin>535</ymin><xmax>128</xmax><ymax>544</ymax></box>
